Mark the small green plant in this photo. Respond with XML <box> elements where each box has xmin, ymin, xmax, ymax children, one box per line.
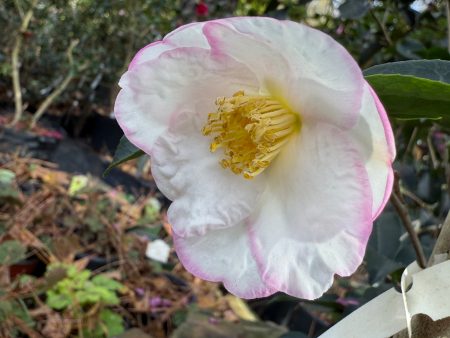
<box><xmin>45</xmin><ymin>264</ymin><xmax>125</xmax><ymax>337</ymax></box>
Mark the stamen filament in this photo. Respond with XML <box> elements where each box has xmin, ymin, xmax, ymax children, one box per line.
<box><xmin>203</xmin><ymin>91</ymin><xmax>300</xmax><ymax>179</ymax></box>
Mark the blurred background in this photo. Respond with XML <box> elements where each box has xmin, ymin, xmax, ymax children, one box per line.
<box><xmin>0</xmin><ymin>0</ymin><xmax>449</xmax><ymax>337</ymax></box>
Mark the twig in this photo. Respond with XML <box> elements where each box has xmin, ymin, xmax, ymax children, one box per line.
<box><xmin>428</xmin><ymin>211</ymin><xmax>450</xmax><ymax>267</ymax></box>
<box><xmin>390</xmin><ymin>191</ymin><xmax>427</xmax><ymax>268</ymax></box>
<box><xmin>403</xmin><ymin>127</ymin><xmax>418</xmax><ymax>163</ymax></box>
<box><xmin>13</xmin><ymin>0</ymin><xmax>24</xmax><ymax>18</ymax></box>
<box><xmin>401</xmin><ymin>188</ymin><xmax>435</xmax><ymax>212</ymax></box>
<box><xmin>446</xmin><ymin>0</ymin><xmax>450</xmax><ymax>54</ymax></box>
<box><xmin>30</xmin><ymin>39</ymin><xmax>81</xmax><ymax>129</ymax></box>
<box><xmin>370</xmin><ymin>9</ymin><xmax>393</xmax><ymax>46</ymax></box>
<box><xmin>9</xmin><ymin>315</ymin><xmax>44</xmax><ymax>338</ymax></box>
<box><xmin>444</xmin><ymin>140</ymin><xmax>450</xmax><ymax>195</ymax></box>
<box><xmin>427</xmin><ymin>127</ymin><xmax>439</xmax><ymax>170</ymax></box>
<box><xmin>9</xmin><ymin>0</ymin><xmax>37</xmax><ymax>127</ymax></box>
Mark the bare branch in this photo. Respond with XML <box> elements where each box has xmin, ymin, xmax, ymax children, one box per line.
<box><xmin>390</xmin><ymin>178</ymin><xmax>427</xmax><ymax>268</ymax></box>
<box><xmin>428</xmin><ymin>212</ymin><xmax>450</xmax><ymax>267</ymax></box>
<box><xmin>9</xmin><ymin>0</ymin><xmax>38</xmax><ymax>127</ymax></box>
<box><xmin>13</xmin><ymin>0</ymin><xmax>24</xmax><ymax>19</ymax></box>
<box><xmin>30</xmin><ymin>40</ymin><xmax>81</xmax><ymax>129</ymax></box>
<box><xmin>447</xmin><ymin>0</ymin><xmax>450</xmax><ymax>54</ymax></box>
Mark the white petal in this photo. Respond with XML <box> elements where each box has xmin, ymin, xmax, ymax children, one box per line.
<box><xmin>128</xmin><ymin>41</ymin><xmax>175</xmax><ymax>70</ymax></box>
<box><xmin>351</xmin><ymin>82</ymin><xmax>396</xmax><ymax>219</ymax></box>
<box><xmin>145</xmin><ymin>239</ymin><xmax>170</xmax><ymax>263</ymax></box>
<box><xmin>174</xmin><ymin>222</ymin><xmax>276</xmax><ymax>299</ymax></box>
<box><xmin>164</xmin><ymin>22</ymin><xmax>208</xmax><ymax>47</ymax></box>
<box><xmin>129</xmin><ymin>22</ymin><xmax>208</xmax><ymax>70</ymax></box>
<box><xmin>202</xmin><ymin>21</ymin><xmax>291</xmax><ymax>95</ymax></box>
<box><xmin>115</xmin><ymin>47</ymin><xmax>259</xmax><ymax>154</ymax></box>
<box><xmin>152</xmin><ymin>112</ymin><xmax>266</xmax><ymax>237</ymax></box>
<box><xmin>248</xmin><ymin>123</ymin><xmax>373</xmax><ymax>300</ymax></box>
<box><xmin>206</xmin><ymin>18</ymin><xmax>364</xmax><ymax>128</ymax></box>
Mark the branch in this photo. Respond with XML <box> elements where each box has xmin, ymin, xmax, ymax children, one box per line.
<box><xmin>9</xmin><ymin>0</ymin><xmax>37</xmax><ymax>127</ymax></box>
<box><xmin>30</xmin><ymin>40</ymin><xmax>81</xmax><ymax>129</ymax></box>
<box><xmin>446</xmin><ymin>0</ymin><xmax>450</xmax><ymax>55</ymax></box>
<box><xmin>370</xmin><ymin>9</ymin><xmax>393</xmax><ymax>46</ymax></box>
<box><xmin>13</xmin><ymin>0</ymin><xmax>24</xmax><ymax>19</ymax></box>
<box><xmin>9</xmin><ymin>315</ymin><xmax>44</xmax><ymax>338</ymax></box>
<box><xmin>390</xmin><ymin>190</ymin><xmax>427</xmax><ymax>268</ymax></box>
<box><xmin>428</xmin><ymin>211</ymin><xmax>450</xmax><ymax>267</ymax></box>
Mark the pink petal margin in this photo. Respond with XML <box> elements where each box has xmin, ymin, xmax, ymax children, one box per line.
<box><xmin>114</xmin><ymin>90</ymin><xmax>156</xmax><ymax>156</ymax></box>
<box><xmin>367</xmin><ymin>84</ymin><xmax>396</xmax><ymax>220</ymax></box>
<box><xmin>172</xmin><ymin>233</ymin><xmax>276</xmax><ymax>299</ymax></box>
<box><xmin>128</xmin><ymin>22</ymin><xmax>205</xmax><ymax>71</ymax></box>
<box><xmin>128</xmin><ymin>41</ymin><xmax>172</xmax><ymax>71</ymax></box>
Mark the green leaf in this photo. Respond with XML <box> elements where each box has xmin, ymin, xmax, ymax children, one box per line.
<box><xmin>338</xmin><ymin>0</ymin><xmax>371</xmax><ymax>19</ymax></box>
<box><xmin>0</xmin><ymin>169</ymin><xmax>21</xmax><ymax>203</ymax></box>
<box><xmin>103</xmin><ymin>135</ymin><xmax>145</xmax><ymax>177</ymax></box>
<box><xmin>363</xmin><ymin>60</ymin><xmax>450</xmax><ymax>83</ymax></box>
<box><xmin>364</xmin><ymin>60</ymin><xmax>450</xmax><ymax>122</ymax></box>
<box><xmin>364</xmin><ymin>74</ymin><xmax>450</xmax><ymax>120</ymax></box>
<box><xmin>0</xmin><ymin>240</ymin><xmax>26</xmax><ymax>265</ymax></box>
<box><xmin>92</xmin><ymin>275</ymin><xmax>124</xmax><ymax>291</ymax></box>
<box><xmin>127</xmin><ymin>224</ymin><xmax>162</xmax><ymax>240</ymax></box>
<box><xmin>68</xmin><ymin>175</ymin><xmax>89</xmax><ymax>196</ymax></box>
<box><xmin>76</xmin><ymin>289</ymin><xmax>101</xmax><ymax>304</ymax></box>
<box><xmin>395</xmin><ymin>39</ymin><xmax>425</xmax><ymax>60</ymax></box>
<box><xmin>12</xmin><ymin>299</ymin><xmax>35</xmax><ymax>327</ymax></box>
<box><xmin>99</xmin><ymin>309</ymin><xmax>125</xmax><ymax>336</ymax></box>
<box><xmin>98</xmin><ymin>289</ymin><xmax>120</xmax><ymax>305</ymax></box>
<box><xmin>0</xmin><ymin>169</ymin><xmax>16</xmax><ymax>185</ymax></box>
<box><xmin>0</xmin><ymin>301</ymin><xmax>13</xmax><ymax>320</ymax></box>
<box><xmin>46</xmin><ymin>291</ymin><xmax>71</xmax><ymax>310</ymax></box>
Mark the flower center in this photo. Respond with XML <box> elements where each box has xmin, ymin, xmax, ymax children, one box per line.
<box><xmin>202</xmin><ymin>90</ymin><xmax>300</xmax><ymax>179</ymax></box>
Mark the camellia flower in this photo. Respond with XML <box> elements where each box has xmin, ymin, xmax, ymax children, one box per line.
<box><xmin>195</xmin><ymin>1</ymin><xmax>209</xmax><ymax>17</ymax></box>
<box><xmin>115</xmin><ymin>17</ymin><xmax>395</xmax><ymax>299</ymax></box>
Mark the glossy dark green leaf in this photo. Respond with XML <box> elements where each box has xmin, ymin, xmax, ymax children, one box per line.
<box><xmin>365</xmin><ymin>247</ymin><xmax>402</xmax><ymax>284</ymax></box>
<box><xmin>395</xmin><ymin>39</ymin><xmax>425</xmax><ymax>60</ymax></box>
<box><xmin>364</xmin><ymin>60</ymin><xmax>450</xmax><ymax>83</ymax></box>
<box><xmin>364</xmin><ymin>74</ymin><xmax>450</xmax><ymax>120</ymax></box>
<box><xmin>338</xmin><ymin>0</ymin><xmax>371</xmax><ymax>19</ymax></box>
<box><xmin>364</xmin><ymin>60</ymin><xmax>450</xmax><ymax>121</ymax></box>
<box><xmin>365</xmin><ymin>211</ymin><xmax>406</xmax><ymax>283</ymax></box>
<box><xmin>103</xmin><ymin>135</ymin><xmax>145</xmax><ymax>177</ymax></box>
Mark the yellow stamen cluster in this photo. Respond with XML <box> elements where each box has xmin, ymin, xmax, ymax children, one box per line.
<box><xmin>202</xmin><ymin>91</ymin><xmax>300</xmax><ymax>179</ymax></box>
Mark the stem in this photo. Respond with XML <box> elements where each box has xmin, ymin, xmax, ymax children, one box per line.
<box><xmin>13</xmin><ymin>0</ymin><xmax>24</xmax><ymax>18</ymax></box>
<box><xmin>403</xmin><ymin>127</ymin><xmax>418</xmax><ymax>163</ymax></box>
<box><xmin>427</xmin><ymin>127</ymin><xmax>439</xmax><ymax>170</ymax></box>
<box><xmin>370</xmin><ymin>9</ymin><xmax>393</xmax><ymax>46</ymax></box>
<box><xmin>9</xmin><ymin>0</ymin><xmax>37</xmax><ymax>127</ymax></box>
<box><xmin>428</xmin><ymin>211</ymin><xmax>450</xmax><ymax>267</ymax></box>
<box><xmin>9</xmin><ymin>315</ymin><xmax>44</xmax><ymax>338</ymax></box>
<box><xmin>30</xmin><ymin>40</ymin><xmax>80</xmax><ymax>129</ymax></box>
<box><xmin>390</xmin><ymin>191</ymin><xmax>427</xmax><ymax>268</ymax></box>
<box><xmin>446</xmin><ymin>0</ymin><xmax>450</xmax><ymax>54</ymax></box>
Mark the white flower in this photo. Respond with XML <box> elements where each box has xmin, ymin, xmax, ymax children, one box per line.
<box><xmin>146</xmin><ymin>239</ymin><xmax>171</xmax><ymax>264</ymax></box>
<box><xmin>115</xmin><ymin>17</ymin><xmax>396</xmax><ymax>299</ymax></box>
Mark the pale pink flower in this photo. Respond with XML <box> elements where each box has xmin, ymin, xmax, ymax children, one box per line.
<box><xmin>114</xmin><ymin>17</ymin><xmax>395</xmax><ymax>299</ymax></box>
